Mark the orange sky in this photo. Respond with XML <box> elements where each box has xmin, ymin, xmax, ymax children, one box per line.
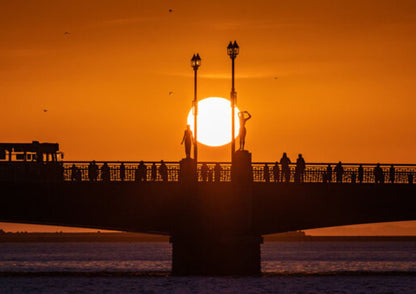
<box><xmin>1</xmin><ymin>0</ymin><xmax>415</xmax><ymax>234</ymax></box>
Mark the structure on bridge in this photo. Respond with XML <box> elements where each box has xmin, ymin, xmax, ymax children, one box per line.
<box><xmin>0</xmin><ymin>142</ymin><xmax>415</xmax><ymax>275</ymax></box>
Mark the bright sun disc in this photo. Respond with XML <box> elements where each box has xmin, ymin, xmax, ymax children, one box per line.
<box><xmin>187</xmin><ymin>97</ymin><xmax>240</xmax><ymax>147</ymax></box>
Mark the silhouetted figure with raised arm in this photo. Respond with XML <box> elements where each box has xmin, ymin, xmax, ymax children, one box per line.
<box><xmin>201</xmin><ymin>163</ymin><xmax>209</xmax><ymax>182</ymax></box>
<box><xmin>263</xmin><ymin>163</ymin><xmax>270</xmax><ymax>182</ymax></box>
<box><xmin>101</xmin><ymin>162</ymin><xmax>110</xmax><ymax>182</ymax></box>
<box><xmin>214</xmin><ymin>163</ymin><xmax>222</xmax><ymax>182</ymax></box>
<box><xmin>358</xmin><ymin>164</ymin><xmax>364</xmax><ymax>183</ymax></box>
<box><xmin>119</xmin><ymin>163</ymin><xmax>126</xmax><ymax>181</ymax></box>
<box><xmin>136</xmin><ymin>161</ymin><xmax>147</xmax><ymax>182</ymax></box>
<box><xmin>151</xmin><ymin>163</ymin><xmax>157</xmax><ymax>181</ymax></box>
<box><xmin>272</xmin><ymin>162</ymin><xmax>280</xmax><ymax>182</ymax></box>
<box><xmin>280</xmin><ymin>152</ymin><xmax>291</xmax><ymax>182</ymax></box>
<box><xmin>159</xmin><ymin>160</ymin><xmax>168</xmax><ymax>182</ymax></box>
<box><xmin>238</xmin><ymin>111</ymin><xmax>251</xmax><ymax>150</ymax></box>
<box><xmin>326</xmin><ymin>164</ymin><xmax>333</xmax><ymax>183</ymax></box>
<box><xmin>389</xmin><ymin>165</ymin><xmax>395</xmax><ymax>184</ymax></box>
<box><xmin>71</xmin><ymin>164</ymin><xmax>78</xmax><ymax>181</ymax></box>
<box><xmin>181</xmin><ymin>125</ymin><xmax>193</xmax><ymax>159</ymax></box>
<box><xmin>334</xmin><ymin>161</ymin><xmax>344</xmax><ymax>183</ymax></box>
<box><xmin>88</xmin><ymin>161</ymin><xmax>98</xmax><ymax>182</ymax></box>
<box><xmin>374</xmin><ymin>163</ymin><xmax>384</xmax><ymax>184</ymax></box>
<box><xmin>296</xmin><ymin>154</ymin><xmax>306</xmax><ymax>183</ymax></box>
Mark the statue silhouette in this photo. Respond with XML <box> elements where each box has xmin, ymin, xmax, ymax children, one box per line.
<box><xmin>181</xmin><ymin>125</ymin><xmax>193</xmax><ymax>159</ymax></box>
<box><xmin>238</xmin><ymin>111</ymin><xmax>251</xmax><ymax>151</ymax></box>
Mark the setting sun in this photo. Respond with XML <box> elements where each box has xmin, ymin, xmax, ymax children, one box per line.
<box><xmin>187</xmin><ymin>97</ymin><xmax>240</xmax><ymax>147</ymax></box>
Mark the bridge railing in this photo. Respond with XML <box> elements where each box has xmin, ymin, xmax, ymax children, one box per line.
<box><xmin>0</xmin><ymin>161</ymin><xmax>415</xmax><ymax>184</ymax></box>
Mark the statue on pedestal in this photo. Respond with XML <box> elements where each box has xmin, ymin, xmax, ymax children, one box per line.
<box><xmin>238</xmin><ymin>111</ymin><xmax>251</xmax><ymax>151</ymax></box>
<box><xmin>181</xmin><ymin>124</ymin><xmax>193</xmax><ymax>159</ymax></box>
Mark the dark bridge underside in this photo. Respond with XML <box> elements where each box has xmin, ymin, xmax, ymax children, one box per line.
<box><xmin>0</xmin><ymin>182</ymin><xmax>415</xmax><ymax>234</ymax></box>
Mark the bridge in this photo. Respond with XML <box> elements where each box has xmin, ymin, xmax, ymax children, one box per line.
<box><xmin>1</xmin><ymin>151</ymin><xmax>415</xmax><ymax>275</ymax></box>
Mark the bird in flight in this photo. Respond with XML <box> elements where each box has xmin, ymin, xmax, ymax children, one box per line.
<box><xmin>169</xmin><ymin>91</ymin><xmax>174</xmax><ymax>96</ymax></box>
<box><xmin>168</xmin><ymin>9</ymin><xmax>173</xmax><ymax>13</ymax></box>
<box><xmin>43</xmin><ymin>109</ymin><xmax>48</xmax><ymax>113</ymax></box>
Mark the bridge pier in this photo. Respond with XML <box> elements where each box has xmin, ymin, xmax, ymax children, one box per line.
<box><xmin>172</xmin><ymin>151</ymin><xmax>259</xmax><ymax>275</ymax></box>
<box><xmin>171</xmin><ymin>234</ymin><xmax>262</xmax><ymax>275</ymax></box>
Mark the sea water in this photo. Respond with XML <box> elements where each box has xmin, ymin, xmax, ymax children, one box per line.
<box><xmin>0</xmin><ymin>241</ymin><xmax>414</xmax><ymax>293</ymax></box>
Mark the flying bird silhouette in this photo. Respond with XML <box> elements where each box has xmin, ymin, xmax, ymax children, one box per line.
<box><xmin>169</xmin><ymin>91</ymin><xmax>174</xmax><ymax>96</ymax></box>
<box><xmin>43</xmin><ymin>109</ymin><xmax>48</xmax><ymax>113</ymax></box>
<box><xmin>169</xmin><ymin>9</ymin><xmax>173</xmax><ymax>13</ymax></box>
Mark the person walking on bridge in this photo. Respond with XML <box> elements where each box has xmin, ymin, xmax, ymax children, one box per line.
<box><xmin>280</xmin><ymin>153</ymin><xmax>291</xmax><ymax>182</ymax></box>
<box><xmin>272</xmin><ymin>162</ymin><xmax>280</xmax><ymax>182</ymax></box>
<box><xmin>389</xmin><ymin>165</ymin><xmax>395</xmax><ymax>184</ymax></box>
<box><xmin>71</xmin><ymin>164</ymin><xmax>78</xmax><ymax>181</ymax></box>
<box><xmin>101</xmin><ymin>163</ymin><xmax>110</xmax><ymax>182</ymax></box>
<box><xmin>374</xmin><ymin>163</ymin><xmax>384</xmax><ymax>184</ymax></box>
<box><xmin>325</xmin><ymin>164</ymin><xmax>333</xmax><ymax>183</ymax></box>
<box><xmin>136</xmin><ymin>161</ymin><xmax>147</xmax><ymax>182</ymax></box>
<box><xmin>151</xmin><ymin>163</ymin><xmax>157</xmax><ymax>181</ymax></box>
<box><xmin>119</xmin><ymin>163</ymin><xmax>126</xmax><ymax>181</ymax></box>
<box><xmin>201</xmin><ymin>163</ymin><xmax>209</xmax><ymax>182</ymax></box>
<box><xmin>88</xmin><ymin>161</ymin><xmax>98</xmax><ymax>182</ymax></box>
<box><xmin>358</xmin><ymin>164</ymin><xmax>364</xmax><ymax>183</ymax></box>
<box><xmin>214</xmin><ymin>163</ymin><xmax>222</xmax><ymax>182</ymax></box>
<box><xmin>263</xmin><ymin>163</ymin><xmax>270</xmax><ymax>182</ymax></box>
<box><xmin>181</xmin><ymin>125</ymin><xmax>193</xmax><ymax>159</ymax></box>
<box><xmin>334</xmin><ymin>161</ymin><xmax>344</xmax><ymax>183</ymax></box>
<box><xmin>296</xmin><ymin>154</ymin><xmax>306</xmax><ymax>183</ymax></box>
<box><xmin>159</xmin><ymin>160</ymin><xmax>168</xmax><ymax>182</ymax></box>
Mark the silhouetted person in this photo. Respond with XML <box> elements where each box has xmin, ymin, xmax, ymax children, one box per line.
<box><xmin>408</xmin><ymin>172</ymin><xmax>413</xmax><ymax>184</ymax></box>
<box><xmin>322</xmin><ymin>171</ymin><xmax>328</xmax><ymax>183</ymax></box>
<box><xmin>263</xmin><ymin>164</ymin><xmax>270</xmax><ymax>182</ymax></box>
<box><xmin>101</xmin><ymin>162</ymin><xmax>110</xmax><ymax>182</ymax></box>
<box><xmin>358</xmin><ymin>164</ymin><xmax>364</xmax><ymax>183</ymax></box>
<box><xmin>214</xmin><ymin>163</ymin><xmax>222</xmax><ymax>182</ymax></box>
<box><xmin>181</xmin><ymin>125</ymin><xmax>193</xmax><ymax>159</ymax></box>
<box><xmin>208</xmin><ymin>168</ymin><xmax>213</xmax><ymax>182</ymax></box>
<box><xmin>272</xmin><ymin>162</ymin><xmax>280</xmax><ymax>182</ymax></box>
<box><xmin>159</xmin><ymin>160</ymin><xmax>168</xmax><ymax>182</ymax></box>
<box><xmin>75</xmin><ymin>168</ymin><xmax>82</xmax><ymax>181</ymax></box>
<box><xmin>326</xmin><ymin>164</ymin><xmax>332</xmax><ymax>183</ymax></box>
<box><xmin>351</xmin><ymin>171</ymin><xmax>357</xmax><ymax>184</ymax></box>
<box><xmin>88</xmin><ymin>161</ymin><xmax>98</xmax><ymax>182</ymax></box>
<box><xmin>71</xmin><ymin>164</ymin><xmax>78</xmax><ymax>181</ymax></box>
<box><xmin>374</xmin><ymin>163</ymin><xmax>384</xmax><ymax>184</ymax></box>
<box><xmin>136</xmin><ymin>161</ymin><xmax>147</xmax><ymax>182</ymax></box>
<box><xmin>280</xmin><ymin>152</ymin><xmax>291</xmax><ymax>182</ymax></box>
<box><xmin>238</xmin><ymin>111</ymin><xmax>252</xmax><ymax>150</ymax></box>
<box><xmin>389</xmin><ymin>165</ymin><xmax>395</xmax><ymax>184</ymax></box>
<box><xmin>119</xmin><ymin>163</ymin><xmax>126</xmax><ymax>181</ymax></box>
<box><xmin>201</xmin><ymin>163</ymin><xmax>209</xmax><ymax>182</ymax></box>
<box><xmin>296</xmin><ymin>154</ymin><xmax>306</xmax><ymax>183</ymax></box>
<box><xmin>151</xmin><ymin>163</ymin><xmax>157</xmax><ymax>181</ymax></box>
<box><xmin>334</xmin><ymin>162</ymin><xmax>344</xmax><ymax>183</ymax></box>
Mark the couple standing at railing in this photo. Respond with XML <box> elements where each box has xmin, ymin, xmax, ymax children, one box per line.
<box><xmin>264</xmin><ymin>153</ymin><xmax>306</xmax><ymax>183</ymax></box>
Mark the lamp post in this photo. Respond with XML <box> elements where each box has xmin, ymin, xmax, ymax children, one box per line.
<box><xmin>227</xmin><ymin>41</ymin><xmax>239</xmax><ymax>159</ymax></box>
<box><xmin>191</xmin><ymin>53</ymin><xmax>201</xmax><ymax>163</ymax></box>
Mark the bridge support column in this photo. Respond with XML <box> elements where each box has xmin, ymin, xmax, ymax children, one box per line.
<box><xmin>172</xmin><ymin>150</ymin><xmax>259</xmax><ymax>275</ymax></box>
<box><xmin>171</xmin><ymin>234</ymin><xmax>262</xmax><ymax>275</ymax></box>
